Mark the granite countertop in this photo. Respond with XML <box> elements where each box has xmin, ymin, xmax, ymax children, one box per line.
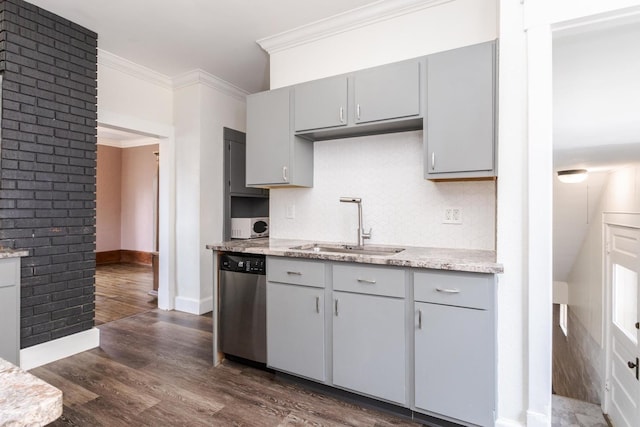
<box><xmin>0</xmin><ymin>248</ymin><xmax>29</xmax><ymax>259</ymax></box>
<box><xmin>0</xmin><ymin>358</ymin><xmax>63</xmax><ymax>427</ymax></box>
<box><xmin>207</xmin><ymin>238</ymin><xmax>503</xmax><ymax>274</ymax></box>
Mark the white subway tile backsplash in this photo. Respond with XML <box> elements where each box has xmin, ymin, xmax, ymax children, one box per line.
<box><xmin>270</xmin><ymin>131</ymin><xmax>496</xmax><ymax>250</ymax></box>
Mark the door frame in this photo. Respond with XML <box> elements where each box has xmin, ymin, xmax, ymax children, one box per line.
<box><xmin>603</xmin><ymin>212</ymin><xmax>640</xmax><ymax>417</ymax></box>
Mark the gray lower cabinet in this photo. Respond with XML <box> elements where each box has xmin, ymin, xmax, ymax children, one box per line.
<box><xmin>266</xmin><ymin>257</ymin><xmax>326</xmax><ymax>381</ymax></box>
<box><xmin>294</xmin><ymin>75</ymin><xmax>348</xmax><ymax>132</ymax></box>
<box><xmin>0</xmin><ymin>257</ymin><xmax>20</xmax><ymax>365</ymax></box>
<box><xmin>413</xmin><ymin>270</ymin><xmax>495</xmax><ymax>426</ymax></box>
<box><xmin>353</xmin><ymin>59</ymin><xmax>421</xmax><ymax>124</ymax></box>
<box><xmin>246</xmin><ymin>87</ymin><xmax>313</xmax><ymax>187</ymax></box>
<box><xmin>266</xmin><ymin>282</ymin><xmax>325</xmax><ymax>381</ymax></box>
<box><xmin>332</xmin><ymin>291</ymin><xmax>406</xmax><ymax>404</ymax></box>
<box><xmin>424</xmin><ymin>40</ymin><xmax>496</xmax><ymax>179</ymax></box>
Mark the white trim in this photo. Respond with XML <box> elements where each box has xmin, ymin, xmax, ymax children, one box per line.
<box><xmin>98</xmin><ymin>49</ymin><xmax>172</xmax><ymax>89</ymax></box>
<box><xmin>172</xmin><ymin>69</ymin><xmax>248</xmax><ymax>101</ymax></box>
<box><xmin>20</xmin><ymin>328</ymin><xmax>100</xmax><ymax>370</ymax></box>
<box><xmin>256</xmin><ymin>0</ymin><xmax>455</xmax><ymax>54</ymax></box>
<box><xmin>526</xmin><ymin>410</ymin><xmax>551</xmax><ymax>427</ymax></box>
<box><xmin>174</xmin><ymin>296</ymin><xmax>213</xmax><ymax>315</ymax></box>
<box><xmin>495</xmin><ymin>418</ymin><xmax>525</xmax><ymax>427</ymax></box>
<box><xmin>603</xmin><ymin>212</ymin><xmax>640</xmax><ymax>229</ymax></box>
<box><xmin>97</xmin><ymin>137</ymin><xmax>160</xmax><ymax>149</ymax></box>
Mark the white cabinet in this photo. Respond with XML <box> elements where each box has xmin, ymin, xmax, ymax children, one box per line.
<box><xmin>0</xmin><ymin>257</ymin><xmax>21</xmax><ymax>365</ymax></box>
<box><xmin>266</xmin><ymin>258</ymin><xmax>325</xmax><ymax>381</ymax></box>
<box><xmin>332</xmin><ymin>263</ymin><xmax>406</xmax><ymax>404</ymax></box>
<box><xmin>333</xmin><ymin>291</ymin><xmax>406</xmax><ymax>404</ymax></box>
<box><xmin>413</xmin><ymin>270</ymin><xmax>495</xmax><ymax>426</ymax></box>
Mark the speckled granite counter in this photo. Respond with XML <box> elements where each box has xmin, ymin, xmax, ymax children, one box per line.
<box><xmin>0</xmin><ymin>249</ymin><xmax>28</xmax><ymax>259</ymax></box>
<box><xmin>0</xmin><ymin>358</ymin><xmax>62</xmax><ymax>427</ymax></box>
<box><xmin>207</xmin><ymin>238</ymin><xmax>503</xmax><ymax>274</ymax></box>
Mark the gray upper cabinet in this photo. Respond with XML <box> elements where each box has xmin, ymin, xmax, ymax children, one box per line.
<box><xmin>294</xmin><ymin>75</ymin><xmax>348</xmax><ymax>132</ymax></box>
<box><xmin>353</xmin><ymin>59</ymin><xmax>420</xmax><ymax>124</ymax></box>
<box><xmin>246</xmin><ymin>87</ymin><xmax>313</xmax><ymax>187</ymax></box>
<box><xmin>425</xmin><ymin>41</ymin><xmax>496</xmax><ymax>179</ymax></box>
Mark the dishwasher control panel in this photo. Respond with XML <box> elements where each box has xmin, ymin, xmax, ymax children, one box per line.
<box><xmin>220</xmin><ymin>253</ymin><xmax>266</xmax><ymax>275</ymax></box>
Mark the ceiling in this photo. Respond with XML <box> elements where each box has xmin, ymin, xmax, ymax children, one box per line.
<box><xmin>26</xmin><ymin>0</ymin><xmax>379</xmax><ymax>93</ymax></box>
<box><xmin>552</xmin><ymin>19</ymin><xmax>640</xmax><ymax>282</ymax></box>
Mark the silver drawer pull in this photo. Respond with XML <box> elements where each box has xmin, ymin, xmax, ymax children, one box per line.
<box><xmin>339</xmin><ymin>106</ymin><xmax>345</xmax><ymax>123</ymax></box>
<box><xmin>315</xmin><ymin>296</ymin><xmax>320</xmax><ymax>313</ymax></box>
<box><xmin>436</xmin><ymin>288</ymin><xmax>460</xmax><ymax>294</ymax></box>
<box><xmin>357</xmin><ymin>278</ymin><xmax>376</xmax><ymax>284</ymax></box>
<box><xmin>334</xmin><ymin>298</ymin><xmax>339</xmax><ymax>316</ymax></box>
<box><xmin>418</xmin><ymin>309</ymin><xmax>422</xmax><ymax>329</ymax></box>
<box><xmin>286</xmin><ymin>271</ymin><xmax>302</xmax><ymax>276</ymax></box>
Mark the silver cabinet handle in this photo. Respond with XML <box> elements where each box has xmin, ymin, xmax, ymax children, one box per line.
<box><xmin>334</xmin><ymin>298</ymin><xmax>339</xmax><ymax>316</ymax></box>
<box><xmin>418</xmin><ymin>309</ymin><xmax>422</xmax><ymax>329</ymax></box>
<box><xmin>315</xmin><ymin>296</ymin><xmax>320</xmax><ymax>313</ymax></box>
<box><xmin>356</xmin><ymin>104</ymin><xmax>361</xmax><ymax>120</ymax></box>
<box><xmin>282</xmin><ymin>166</ymin><xmax>288</xmax><ymax>182</ymax></box>
<box><xmin>286</xmin><ymin>271</ymin><xmax>302</xmax><ymax>275</ymax></box>
<box><xmin>436</xmin><ymin>288</ymin><xmax>460</xmax><ymax>294</ymax></box>
<box><xmin>339</xmin><ymin>106</ymin><xmax>345</xmax><ymax>123</ymax></box>
<box><xmin>357</xmin><ymin>278</ymin><xmax>376</xmax><ymax>284</ymax></box>
<box><xmin>431</xmin><ymin>152</ymin><xmax>435</xmax><ymax>170</ymax></box>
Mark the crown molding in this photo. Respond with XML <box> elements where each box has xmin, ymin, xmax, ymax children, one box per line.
<box><xmin>97</xmin><ymin>49</ymin><xmax>173</xmax><ymax>89</ymax></box>
<box><xmin>172</xmin><ymin>69</ymin><xmax>248</xmax><ymax>101</ymax></box>
<box><xmin>257</xmin><ymin>0</ymin><xmax>455</xmax><ymax>54</ymax></box>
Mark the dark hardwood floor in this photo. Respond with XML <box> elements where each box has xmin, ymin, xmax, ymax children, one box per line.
<box><xmin>95</xmin><ymin>263</ymin><xmax>157</xmax><ymax>326</ymax></box>
<box><xmin>32</xmin><ymin>309</ymin><xmax>423</xmax><ymax>426</ymax></box>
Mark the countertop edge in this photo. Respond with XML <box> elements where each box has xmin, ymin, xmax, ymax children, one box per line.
<box><xmin>206</xmin><ymin>241</ymin><xmax>504</xmax><ymax>275</ymax></box>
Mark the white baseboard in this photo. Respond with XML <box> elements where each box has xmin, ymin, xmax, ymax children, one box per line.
<box><xmin>20</xmin><ymin>327</ymin><xmax>100</xmax><ymax>371</ymax></box>
<box><xmin>495</xmin><ymin>418</ymin><xmax>526</xmax><ymax>427</ymax></box>
<box><xmin>174</xmin><ymin>296</ymin><xmax>213</xmax><ymax>315</ymax></box>
<box><xmin>526</xmin><ymin>409</ymin><xmax>551</xmax><ymax>427</ymax></box>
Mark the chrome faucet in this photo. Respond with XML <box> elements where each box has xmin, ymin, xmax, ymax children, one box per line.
<box><xmin>339</xmin><ymin>197</ymin><xmax>371</xmax><ymax>248</ymax></box>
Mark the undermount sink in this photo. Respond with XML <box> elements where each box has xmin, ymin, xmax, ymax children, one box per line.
<box><xmin>290</xmin><ymin>243</ymin><xmax>405</xmax><ymax>257</ymax></box>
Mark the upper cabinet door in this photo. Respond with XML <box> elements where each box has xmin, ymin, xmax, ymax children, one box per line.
<box><xmin>353</xmin><ymin>60</ymin><xmax>421</xmax><ymax>124</ymax></box>
<box><xmin>294</xmin><ymin>76</ymin><xmax>348</xmax><ymax>132</ymax></box>
<box><xmin>246</xmin><ymin>88</ymin><xmax>291</xmax><ymax>186</ymax></box>
<box><xmin>425</xmin><ymin>41</ymin><xmax>496</xmax><ymax>178</ymax></box>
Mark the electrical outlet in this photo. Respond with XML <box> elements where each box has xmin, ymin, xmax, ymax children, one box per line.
<box><xmin>286</xmin><ymin>204</ymin><xmax>295</xmax><ymax>219</ymax></box>
<box><xmin>443</xmin><ymin>207</ymin><xmax>462</xmax><ymax>224</ymax></box>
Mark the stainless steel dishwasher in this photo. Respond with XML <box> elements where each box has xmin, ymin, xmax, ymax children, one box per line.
<box><xmin>219</xmin><ymin>253</ymin><xmax>266</xmax><ymax>363</ymax></box>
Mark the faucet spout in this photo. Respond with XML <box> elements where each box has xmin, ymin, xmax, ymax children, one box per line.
<box><xmin>339</xmin><ymin>197</ymin><xmax>371</xmax><ymax>248</ymax></box>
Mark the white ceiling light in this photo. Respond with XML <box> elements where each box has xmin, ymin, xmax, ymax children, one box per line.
<box><xmin>557</xmin><ymin>169</ymin><xmax>588</xmax><ymax>183</ymax></box>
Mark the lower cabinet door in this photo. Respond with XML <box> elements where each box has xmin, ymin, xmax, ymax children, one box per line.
<box><xmin>415</xmin><ymin>302</ymin><xmax>494</xmax><ymax>426</ymax></box>
<box><xmin>266</xmin><ymin>282</ymin><xmax>325</xmax><ymax>381</ymax></box>
<box><xmin>333</xmin><ymin>291</ymin><xmax>406</xmax><ymax>404</ymax></box>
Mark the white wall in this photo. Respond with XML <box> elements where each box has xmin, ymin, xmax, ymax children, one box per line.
<box><xmin>174</xmin><ymin>75</ymin><xmax>247</xmax><ymax>314</ymax></box>
<box><xmin>271</xmin><ymin>131</ymin><xmax>496</xmax><ymax>249</ymax></box>
<box><xmin>269</xmin><ymin>0</ymin><xmax>497</xmax><ymax>89</ymax></box>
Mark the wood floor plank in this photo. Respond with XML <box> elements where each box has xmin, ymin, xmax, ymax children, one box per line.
<box><xmin>34</xmin><ymin>263</ymin><xmax>424</xmax><ymax>427</ymax></box>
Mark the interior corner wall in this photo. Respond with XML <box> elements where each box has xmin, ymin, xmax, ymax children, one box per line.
<box><xmin>173</xmin><ymin>80</ymin><xmax>246</xmax><ymax>314</ymax></box>
<box><xmin>121</xmin><ymin>144</ymin><xmax>159</xmax><ymax>252</ymax></box>
<box><xmin>96</xmin><ymin>145</ymin><xmax>122</xmax><ymax>252</ymax></box>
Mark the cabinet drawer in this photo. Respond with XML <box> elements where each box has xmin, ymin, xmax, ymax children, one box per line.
<box><xmin>0</xmin><ymin>259</ymin><xmax>18</xmax><ymax>288</ymax></box>
<box><xmin>414</xmin><ymin>270</ymin><xmax>493</xmax><ymax>310</ymax></box>
<box><xmin>333</xmin><ymin>264</ymin><xmax>404</xmax><ymax>298</ymax></box>
<box><xmin>267</xmin><ymin>257</ymin><xmax>325</xmax><ymax>288</ymax></box>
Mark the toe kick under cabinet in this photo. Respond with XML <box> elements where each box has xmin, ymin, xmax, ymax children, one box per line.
<box><xmin>266</xmin><ymin>256</ymin><xmax>496</xmax><ymax>426</ymax></box>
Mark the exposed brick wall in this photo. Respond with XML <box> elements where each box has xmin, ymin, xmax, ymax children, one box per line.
<box><xmin>0</xmin><ymin>0</ymin><xmax>97</xmax><ymax>348</ymax></box>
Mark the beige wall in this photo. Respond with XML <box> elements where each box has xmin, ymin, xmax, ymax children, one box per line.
<box><xmin>96</xmin><ymin>145</ymin><xmax>122</xmax><ymax>252</ymax></box>
<box><xmin>121</xmin><ymin>144</ymin><xmax>159</xmax><ymax>252</ymax></box>
<box><xmin>96</xmin><ymin>143</ymin><xmax>159</xmax><ymax>253</ymax></box>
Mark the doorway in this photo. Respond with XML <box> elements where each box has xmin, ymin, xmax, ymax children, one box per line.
<box><xmin>95</xmin><ymin>126</ymin><xmax>161</xmax><ymax>324</ymax></box>
<box><xmin>605</xmin><ymin>219</ymin><xmax>640</xmax><ymax>426</ymax></box>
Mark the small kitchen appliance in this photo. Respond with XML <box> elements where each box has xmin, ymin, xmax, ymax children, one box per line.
<box><xmin>230</xmin><ymin>217</ymin><xmax>269</xmax><ymax>239</ymax></box>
